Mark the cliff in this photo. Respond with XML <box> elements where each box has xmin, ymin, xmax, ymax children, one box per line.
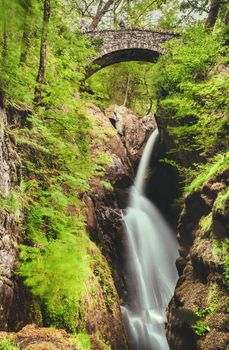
<box><xmin>167</xmin><ymin>169</ymin><xmax>229</xmax><ymax>350</ymax></box>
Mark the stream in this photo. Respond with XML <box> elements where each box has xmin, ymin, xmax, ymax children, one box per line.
<box><xmin>121</xmin><ymin>129</ymin><xmax>179</xmax><ymax>350</ymax></box>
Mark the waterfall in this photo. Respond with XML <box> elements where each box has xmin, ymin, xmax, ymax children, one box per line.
<box><xmin>121</xmin><ymin>128</ymin><xmax>179</xmax><ymax>350</ymax></box>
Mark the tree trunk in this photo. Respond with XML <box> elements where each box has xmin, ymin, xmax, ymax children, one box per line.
<box><xmin>34</xmin><ymin>0</ymin><xmax>51</xmax><ymax>105</ymax></box>
<box><xmin>225</xmin><ymin>9</ymin><xmax>229</xmax><ymax>25</ymax></box>
<box><xmin>89</xmin><ymin>0</ymin><xmax>115</xmax><ymax>30</ymax></box>
<box><xmin>205</xmin><ymin>0</ymin><xmax>221</xmax><ymax>28</ymax></box>
<box><xmin>123</xmin><ymin>73</ymin><xmax>130</xmax><ymax>107</ymax></box>
<box><xmin>20</xmin><ymin>0</ymin><xmax>33</xmax><ymax>64</ymax></box>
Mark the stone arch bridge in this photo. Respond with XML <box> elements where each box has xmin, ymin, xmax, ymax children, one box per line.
<box><xmin>86</xmin><ymin>29</ymin><xmax>178</xmax><ymax>77</ymax></box>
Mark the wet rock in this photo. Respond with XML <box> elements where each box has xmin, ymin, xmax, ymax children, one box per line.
<box><xmin>85</xmin><ymin>104</ymin><xmax>156</xmax><ymax>297</ymax></box>
<box><xmin>105</xmin><ymin>105</ymin><xmax>157</xmax><ymax>168</ymax></box>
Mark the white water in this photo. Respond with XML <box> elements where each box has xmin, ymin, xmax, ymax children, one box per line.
<box><xmin>121</xmin><ymin>129</ymin><xmax>179</xmax><ymax>350</ymax></box>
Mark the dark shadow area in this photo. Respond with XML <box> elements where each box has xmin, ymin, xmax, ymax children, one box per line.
<box><xmin>86</xmin><ymin>49</ymin><xmax>160</xmax><ymax>78</ymax></box>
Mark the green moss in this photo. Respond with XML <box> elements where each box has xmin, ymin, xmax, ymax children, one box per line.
<box><xmin>224</xmin><ymin>255</ymin><xmax>229</xmax><ymax>287</ymax></box>
<box><xmin>200</xmin><ymin>213</ymin><xmax>212</xmax><ymax>235</ymax></box>
<box><xmin>93</xmin><ymin>252</ymin><xmax>117</xmax><ymax>313</ymax></box>
<box><xmin>102</xmin><ymin>181</ymin><xmax>114</xmax><ymax>192</ymax></box>
<box><xmin>212</xmin><ymin>238</ymin><xmax>229</xmax><ymax>262</ymax></box>
<box><xmin>95</xmin><ymin>331</ymin><xmax>111</xmax><ymax>350</ymax></box>
<box><xmin>214</xmin><ymin>188</ymin><xmax>229</xmax><ymax>211</ymax></box>
<box><xmin>211</xmin><ymin>238</ymin><xmax>229</xmax><ymax>287</ymax></box>
<box><xmin>76</xmin><ymin>333</ymin><xmax>91</xmax><ymax>350</ymax></box>
<box><xmin>0</xmin><ymin>339</ymin><xmax>19</xmax><ymax>350</ymax></box>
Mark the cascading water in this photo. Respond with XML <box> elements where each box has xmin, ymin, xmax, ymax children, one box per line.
<box><xmin>121</xmin><ymin>128</ymin><xmax>179</xmax><ymax>350</ymax></box>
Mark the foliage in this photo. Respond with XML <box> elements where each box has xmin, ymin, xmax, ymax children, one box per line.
<box><xmin>4</xmin><ymin>4</ymin><xmax>115</xmax><ymax>327</ymax></box>
<box><xmin>158</xmin><ymin>27</ymin><xmax>227</xmax><ymax>148</ymax></box>
<box><xmin>0</xmin><ymin>0</ymin><xmax>119</xmax><ymax>335</ymax></box>
<box><xmin>18</xmin><ymin>190</ymin><xmax>91</xmax><ymax>305</ymax></box>
<box><xmin>0</xmin><ymin>0</ymin><xmax>228</xmax><ymax>342</ymax></box>
<box><xmin>87</xmin><ymin>61</ymin><xmax>157</xmax><ymax>116</ymax></box>
<box><xmin>0</xmin><ymin>189</ymin><xmax>24</xmax><ymax>221</ymax></box>
<box><xmin>180</xmin><ymin>0</ymin><xmax>229</xmax><ymax>26</ymax></box>
<box><xmin>0</xmin><ymin>339</ymin><xmax>18</xmax><ymax>350</ymax></box>
<box><xmin>186</xmin><ymin>152</ymin><xmax>229</xmax><ymax>193</ymax></box>
<box><xmin>0</xmin><ymin>0</ymin><xmax>95</xmax><ymax>108</ymax></box>
<box><xmin>151</xmin><ymin>25</ymin><xmax>228</xmax><ymax>195</ymax></box>
<box><xmin>193</xmin><ymin>322</ymin><xmax>210</xmax><ymax>336</ymax></box>
<box><xmin>195</xmin><ymin>283</ymin><xmax>218</xmax><ymax>318</ymax></box>
<box><xmin>72</xmin><ymin>0</ymin><xmax>173</xmax><ymax>29</ymax></box>
<box><xmin>0</xmin><ymin>0</ymin><xmax>42</xmax><ymax>107</ymax></box>
<box><xmin>16</xmin><ymin>105</ymin><xmax>114</xmax><ymax>330</ymax></box>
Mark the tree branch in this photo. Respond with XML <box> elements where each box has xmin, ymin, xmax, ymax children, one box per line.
<box><xmin>89</xmin><ymin>0</ymin><xmax>115</xmax><ymax>30</ymax></box>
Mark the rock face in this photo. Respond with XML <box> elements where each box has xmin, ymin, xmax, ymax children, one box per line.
<box><xmin>0</xmin><ymin>108</ymin><xmax>20</xmax><ymax>330</ymax></box>
<box><xmin>84</xmin><ymin>104</ymin><xmax>156</xmax><ymax>297</ymax></box>
<box><xmin>105</xmin><ymin>105</ymin><xmax>156</xmax><ymax>169</ymax></box>
<box><xmin>167</xmin><ymin>169</ymin><xmax>229</xmax><ymax>350</ymax></box>
<box><xmin>0</xmin><ymin>109</ymin><xmax>10</xmax><ymax>196</ymax></box>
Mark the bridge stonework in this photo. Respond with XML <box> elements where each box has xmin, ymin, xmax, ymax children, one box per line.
<box><xmin>86</xmin><ymin>29</ymin><xmax>177</xmax><ymax>76</ymax></box>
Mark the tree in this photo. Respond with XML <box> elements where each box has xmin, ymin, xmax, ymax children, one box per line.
<box><xmin>34</xmin><ymin>0</ymin><xmax>51</xmax><ymax>105</ymax></box>
<box><xmin>20</xmin><ymin>0</ymin><xmax>34</xmax><ymax>64</ymax></box>
<box><xmin>71</xmin><ymin>0</ymin><xmax>170</xmax><ymax>30</ymax></box>
<box><xmin>89</xmin><ymin>0</ymin><xmax>117</xmax><ymax>30</ymax></box>
<box><xmin>180</xmin><ymin>0</ymin><xmax>229</xmax><ymax>28</ymax></box>
<box><xmin>206</xmin><ymin>0</ymin><xmax>223</xmax><ymax>27</ymax></box>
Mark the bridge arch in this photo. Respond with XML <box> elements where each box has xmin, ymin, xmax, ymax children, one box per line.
<box><xmin>86</xmin><ymin>29</ymin><xmax>177</xmax><ymax>77</ymax></box>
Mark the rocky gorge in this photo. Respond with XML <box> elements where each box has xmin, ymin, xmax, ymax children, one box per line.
<box><xmin>0</xmin><ymin>95</ymin><xmax>228</xmax><ymax>350</ymax></box>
